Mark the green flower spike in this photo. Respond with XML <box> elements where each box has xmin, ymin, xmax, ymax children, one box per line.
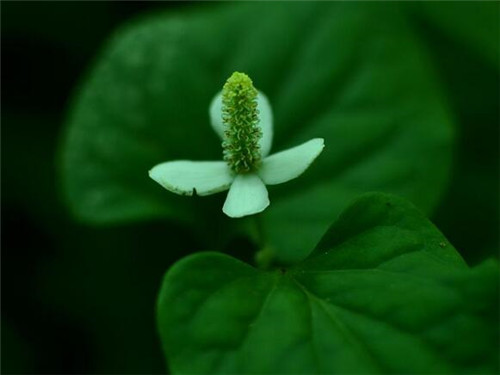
<box><xmin>149</xmin><ymin>72</ymin><xmax>325</xmax><ymax>218</ymax></box>
<box><xmin>221</xmin><ymin>72</ymin><xmax>262</xmax><ymax>174</ymax></box>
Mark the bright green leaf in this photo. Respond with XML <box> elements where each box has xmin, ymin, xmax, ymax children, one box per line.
<box><xmin>62</xmin><ymin>3</ymin><xmax>453</xmax><ymax>260</ymax></box>
<box><xmin>157</xmin><ymin>193</ymin><xmax>499</xmax><ymax>374</ymax></box>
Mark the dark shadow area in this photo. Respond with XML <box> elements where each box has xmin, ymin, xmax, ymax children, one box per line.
<box><xmin>412</xmin><ymin>12</ymin><xmax>499</xmax><ymax>265</ymax></box>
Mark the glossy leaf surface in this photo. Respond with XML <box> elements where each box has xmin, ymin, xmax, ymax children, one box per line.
<box><xmin>157</xmin><ymin>194</ymin><xmax>499</xmax><ymax>374</ymax></box>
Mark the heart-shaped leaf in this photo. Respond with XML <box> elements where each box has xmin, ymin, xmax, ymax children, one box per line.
<box><xmin>157</xmin><ymin>193</ymin><xmax>499</xmax><ymax>374</ymax></box>
<box><xmin>61</xmin><ymin>3</ymin><xmax>453</xmax><ymax>260</ymax></box>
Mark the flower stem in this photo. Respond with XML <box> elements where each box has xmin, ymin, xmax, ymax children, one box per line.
<box><xmin>251</xmin><ymin>215</ymin><xmax>275</xmax><ymax>270</ymax></box>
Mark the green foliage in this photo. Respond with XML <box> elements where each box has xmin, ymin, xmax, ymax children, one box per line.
<box><xmin>157</xmin><ymin>194</ymin><xmax>499</xmax><ymax>374</ymax></box>
<box><xmin>408</xmin><ymin>2</ymin><xmax>500</xmax><ymax>265</ymax></box>
<box><xmin>2</xmin><ymin>1</ymin><xmax>497</xmax><ymax>374</ymax></box>
<box><xmin>416</xmin><ymin>2</ymin><xmax>499</xmax><ymax>68</ymax></box>
<box><xmin>61</xmin><ymin>2</ymin><xmax>454</xmax><ymax>262</ymax></box>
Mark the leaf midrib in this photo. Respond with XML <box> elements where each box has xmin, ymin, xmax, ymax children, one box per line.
<box><xmin>291</xmin><ymin>273</ymin><xmax>455</xmax><ymax>373</ymax></box>
<box><xmin>187</xmin><ymin>271</ymin><xmax>281</xmax><ymax>373</ymax></box>
<box><xmin>291</xmin><ymin>278</ymin><xmax>387</xmax><ymax>373</ymax></box>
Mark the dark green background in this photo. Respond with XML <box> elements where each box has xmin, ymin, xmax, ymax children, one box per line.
<box><xmin>2</xmin><ymin>2</ymin><xmax>498</xmax><ymax>374</ymax></box>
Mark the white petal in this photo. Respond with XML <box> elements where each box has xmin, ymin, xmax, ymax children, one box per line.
<box><xmin>209</xmin><ymin>92</ymin><xmax>224</xmax><ymax>139</ymax></box>
<box><xmin>149</xmin><ymin>161</ymin><xmax>233</xmax><ymax>196</ymax></box>
<box><xmin>257</xmin><ymin>92</ymin><xmax>273</xmax><ymax>157</ymax></box>
<box><xmin>258</xmin><ymin>138</ymin><xmax>325</xmax><ymax>185</ymax></box>
<box><xmin>209</xmin><ymin>90</ymin><xmax>274</xmax><ymax>157</ymax></box>
<box><xmin>222</xmin><ymin>174</ymin><xmax>270</xmax><ymax>218</ymax></box>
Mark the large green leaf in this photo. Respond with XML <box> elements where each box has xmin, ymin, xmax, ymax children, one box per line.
<box><xmin>61</xmin><ymin>2</ymin><xmax>453</xmax><ymax>259</ymax></box>
<box><xmin>157</xmin><ymin>193</ymin><xmax>499</xmax><ymax>374</ymax></box>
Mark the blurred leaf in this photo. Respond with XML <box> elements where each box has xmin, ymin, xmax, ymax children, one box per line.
<box><xmin>62</xmin><ymin>2</ymin><xmax>454</xmax><ymax>261</ymax></box>
<box><xmin>408</xmin><ymin>4</ymin><xmax>499</xmax><ymax>264</ymax></box>
<box><xmin>414</xmin><ymin>2</ymin><xmax>499</xmax><ymax>68</ymax></box>
<box><xmin>157</xmin><ymin>193</ymin><xmax>499</xmax><ymax>374</ymax></box>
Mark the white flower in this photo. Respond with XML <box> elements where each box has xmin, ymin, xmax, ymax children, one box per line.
<box><xmin>149</xmin><ymin>72</ymin><xmax>324</xmax><ymax>218</ymax></box>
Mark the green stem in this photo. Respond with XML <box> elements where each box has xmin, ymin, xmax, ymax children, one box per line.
<box><xmin>252</xmin><ymin>215</ymin><xmax>275</xmax><ymax>270</ymax></box>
